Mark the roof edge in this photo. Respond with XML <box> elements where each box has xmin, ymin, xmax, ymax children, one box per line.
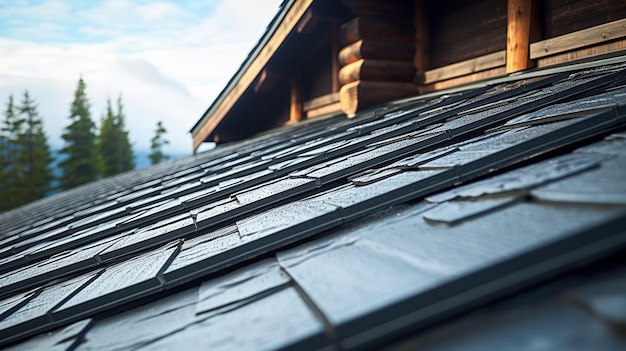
<box><xmin>190</xmin><ymin>0</ymin><xmax>314</xmax><ymax>150</ymax></box>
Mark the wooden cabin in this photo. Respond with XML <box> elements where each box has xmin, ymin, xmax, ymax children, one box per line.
<box><xmin>190</xmin><ymin>0</ymin><xmax>626</xmax><ymax>152</ymax></box>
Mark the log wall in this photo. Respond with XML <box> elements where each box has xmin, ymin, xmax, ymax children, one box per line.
<box><xmin>338</xmin><ymin>0</ymin><xmax>418</xmax><ymax>115</ymax></box>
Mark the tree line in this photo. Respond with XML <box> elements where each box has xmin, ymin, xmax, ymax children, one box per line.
<box><xmin>0</xmin><ymin>77</ymin><xmax>171</xmax><ymax>211</ymax></box>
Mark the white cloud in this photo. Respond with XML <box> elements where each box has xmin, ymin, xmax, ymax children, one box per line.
<box><xmin>0</xmin><ymin>0</ymin><xmax>282</xmax><ymax>155</ymax></box>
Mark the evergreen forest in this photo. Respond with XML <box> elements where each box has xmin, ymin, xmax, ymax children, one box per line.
<box><xmin>0</xmin><ymin>77</ymin><xmax>170</xmax><ymax>212</ymax></box>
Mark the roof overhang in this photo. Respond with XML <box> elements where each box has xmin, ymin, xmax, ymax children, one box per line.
<box><xmin>190</xmin><ymin>0</ymin><xmax>314</xmax><ymax>151</ymax></box>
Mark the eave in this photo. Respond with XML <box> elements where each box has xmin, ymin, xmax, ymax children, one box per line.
<box><xmin>190</xmin><ymin>0</ymin><xmax>314</xmax><ymax>151</ymax></box>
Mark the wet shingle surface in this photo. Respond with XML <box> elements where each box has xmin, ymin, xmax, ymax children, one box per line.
<box><xmin>1</xmin><ymin>62</ymin><xmax>626</xmax><ymax>349</ymax></box>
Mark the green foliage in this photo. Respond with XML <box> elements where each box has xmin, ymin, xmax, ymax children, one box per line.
<box><xmin>97</xmin><ymin>96</ymin><xmax>135</xmax><ymax>177</ymax></box>
<box><xmin>149</xmin><ymin>120</ymin><xmax>169</xmax><ymax>165</ymax></box>
<box><xmin>0</xmin><ymin>92</ymin><xmax>54</xmax><ymax>211</ymax></box>
<box><xmin>0</xmin><ymin>95</ymin><xmax>22</xmax><ymax>210</ymax></box>
<box><xmin>59</xmin><ymin>76</ymin><xmax>99</xmax><ymax>190</ymax></box>
<box><xmin>16</xmin><ymin>91</ymin><xmax>54</xmax><ymax>202</ymax></box>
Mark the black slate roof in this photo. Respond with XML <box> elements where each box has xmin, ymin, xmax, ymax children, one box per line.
<box><xmin>1</xmin><ymin>60</ymin><xmax>626</xmax><ymax>350</ymax></box>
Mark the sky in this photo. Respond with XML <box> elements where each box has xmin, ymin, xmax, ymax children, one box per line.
<box><xmin>0</xmin><ymin>0</ymin><xmax>282</xmax><ymax>155</ymax></box>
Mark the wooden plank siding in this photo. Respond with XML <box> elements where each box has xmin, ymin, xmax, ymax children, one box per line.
<box><xmin>543</xmin><ymin>0</ymin><xmax>626</xmax><ymax>38</ymax></box>
<box><xmin>428</xmin><ymin>0</ymin><xmax>507</xmax><ymax>68</ymax></box>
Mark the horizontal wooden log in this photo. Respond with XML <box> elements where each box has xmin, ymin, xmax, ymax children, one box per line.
<box><xmin>340</xmin><ymin>0</ymin><xmax>413</xmax><ymax>20</ymax></box>
<box><xmin>420</xmin><ymin>51</ymin><xmax>506</xmax><ymax>85</ymax></box>
<box><xmin>530</xmin><ymin>18</ymin><xmax>626</xmax><ymax>59</ymax></box>
<box><xmin>338</xmin><ymin>40</ymin><xmax>416</xmax><ymax>66</ymax></box>
<box><xmin>339</xmin><ymin>17</ymin><xmax>415</xmax><ymax>46</ymax></box>
<box><xmin>339</xmin><ymin>59</ymin><xmax>416</xmax><ymax>86</ymax></box>
<box><xmin>340</xmin><ymin>80</ymin><xmax>418</xmax><ymax>115</ymax></box>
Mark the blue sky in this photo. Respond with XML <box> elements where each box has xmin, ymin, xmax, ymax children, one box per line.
<box><xmin>0</xmin><ymin>0</ymin><xmax>281</xmax><ymax>154</ymax></box>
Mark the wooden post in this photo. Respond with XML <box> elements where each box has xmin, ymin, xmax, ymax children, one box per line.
<box><xmin>506</xmin><ymin>0</ymin><xmax>534</xmax><ymax>73</ymax></box>
<box><xmin>290</xmin><ymin>79</ymin><xmax>303</xmax><ymax>123</ymax></box>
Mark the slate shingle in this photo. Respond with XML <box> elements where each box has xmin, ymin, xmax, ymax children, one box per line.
<box><xmin>0</xmin><ymin>61</ymin><xmax>625</xmax><ymax>349</ymax></box>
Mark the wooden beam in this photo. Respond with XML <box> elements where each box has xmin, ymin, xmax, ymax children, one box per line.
<box><xmin>290</xmin><ymin>79</ymin><xmax>304</xmax><ymax>124</ymax></box>
<box><xmin>297</xmin><ymin>8</ymin><xmax>318</xmax><ymax>33</ymax></box>
<box><xmin>340</xmin><ymin>80</ymin><xmax>418</xmax><ymax>116</ymax></box>
<box><xmin>339</xmin><ymin>59</ymin><xmax>416</xmax><ymax>86</ymax></box>
<box><xmin>192</xmin><ymin>0</ymin><xmax>314</xmax><ymax>152</ymax></box>
<box><xmin>253</xmin><ymin>69</ymin><xmax>268</xmax><ymax>93</ymax></box>
<box><xmin>420</xmin><ymin>51</ymin><xmax>506</xmax><ymax>85</ymax></box>
<box><xmin>303</xmin><ymin>92</ymin><xmax>340</xmax><ymax>111</ymax></box>
<box><xmin>338</xmin><ymin>40</ymin><xmax>415</xmax><ymax>66</ymax></box>
<box><xmin>506</xmin><ymin>0</ymin><xmax>534</xmax><ymax>73</ymax></box>
<box><xmin>305</xmin><ymin>101</ymin><xmax>342</xmax><ymax>118</ymax></box>
<box><xmin>530</xmin><ymin>18</ymin><xmax>626</xmax><ymax>59</ymax></box>
<box><xmin>419</xmin><ymin>66</ymin><xmax>507</xmax><ymax>94</ymax></box>
<box><xmin>414</xmin><ymin>0</ymin><xmax>430</xmax><ymax>75</ymax></box>
<box><xmin>536</xmin><ymin>36</ymin><xmax>626</xmax><ymax>67</ymax></box>
<box><xmin>339</xmin><ymin>16</ymin><xmax>415</xmax><ymax>46</ymax></box>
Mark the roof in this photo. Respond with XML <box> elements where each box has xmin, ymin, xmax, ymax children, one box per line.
<box><xmin>189</xmin><ymin>0</ymin><xmax>320</xmax><ymax>149</ymax></box>
<box><xmin>1</xmin><ymin>59</ymin><xmax>626</xmax><ymax>350</ymax></box>
<box><xmin>189</xmin><ymin>0</ymin><xmax>292</xmax><ymax>135</ymax></box>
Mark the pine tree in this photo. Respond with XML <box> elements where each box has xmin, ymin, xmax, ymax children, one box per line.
<box><xmin>149</xmin><ymin>120</ymin><xmax>169</xmax><ymax>165</ymax></box>
<box><xmin>16</xmin><ymin>90</ymin><xmax>54</xmax><ymax>203</ymax></box>
<box><xmin>59</xmin><ymin>77</ymin><xmax>99</xmax><ymax>190</ymax></box>
<box><xmin>97</xmin><ymin>96</ymin><xmax>135</xmax><ymax>177</ymax></box>
<box><xmin>0</xmin><ymin>95</ymin><xmax>25</xmax><ymax>210</ymax></box>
